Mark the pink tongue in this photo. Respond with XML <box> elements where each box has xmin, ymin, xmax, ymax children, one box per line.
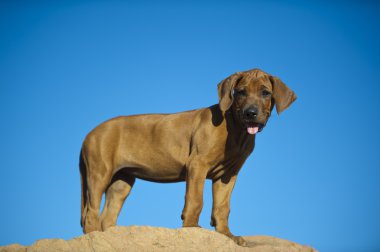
<box><xmin>247</xmin><ymin>127</ymin><xmax>259</xmax><ymax>135</ymax></box>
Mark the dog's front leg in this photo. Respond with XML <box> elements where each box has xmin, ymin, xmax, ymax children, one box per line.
<box><xmin>211</xmin><ymin>174</ymin><xmax>247</xmax><ymax>246</ymax></box>
<box><xmin>181</xmin><ymin>159</ymin><xmax>208</xmax><ymax>227</ymax></box>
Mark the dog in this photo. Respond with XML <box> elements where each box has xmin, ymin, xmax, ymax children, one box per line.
<box><xmin>79</xmin><ymin>68</ymin><xmax>297</xmax><ymax>246</ymax></box>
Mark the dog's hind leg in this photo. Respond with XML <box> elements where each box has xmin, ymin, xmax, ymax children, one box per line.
<box><xmin>99</xmin><ymin>170</ymin><xmax>135</xmax><ymax>231</ymax></box>
<box><xmin>80</xmin><ymin>151</ymin><xmax>88</xmax><ymax>230</ymax></box>
<box><xmin>80</xmin><ymin>153</ymin><xmax>111</xmax><ymax>234</ymax></box>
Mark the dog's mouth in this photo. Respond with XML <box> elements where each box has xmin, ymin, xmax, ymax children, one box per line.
<box><xmin>245</xmin><ymin>121</ymin><xmax>264</xmax><ymax>135</ymax></box>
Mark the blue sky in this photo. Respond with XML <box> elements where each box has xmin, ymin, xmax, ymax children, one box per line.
<box><xmin>1</xmin><ymin>1</ymin><xmax>379</xmax><ymax>251</ymax></box>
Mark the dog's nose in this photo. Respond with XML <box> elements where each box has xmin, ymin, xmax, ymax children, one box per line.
<box><xmin>244</xmin><ymin>107</ymin><xmax>258</xmax><ymax>119</ymax></box>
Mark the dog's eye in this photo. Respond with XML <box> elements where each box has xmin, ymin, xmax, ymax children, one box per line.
<box><xmin>262</xmin><ymin>90</ymin><xmax>271</xmax><ymax>97</ymax></box>
<box><xmin>235</xmin><ymin>89</ymin><xmax>246</xmax><ymax>96</ymax></box>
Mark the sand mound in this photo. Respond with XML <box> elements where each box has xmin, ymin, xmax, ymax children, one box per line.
<box><xmin>0</xmin><ymin>226</ymin><xmax>317</xmax><ymax>252</ymax></box>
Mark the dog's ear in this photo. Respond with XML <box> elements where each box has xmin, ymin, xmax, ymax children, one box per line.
<box><xmin>217</xmin><ymin>72</ymin><xmax>243</xmax><ymax>112</ymax></box>
<box><xmin>270</xmin><ymin>76</ymin><xmax>297</xmax><ymax>115</ymax></box>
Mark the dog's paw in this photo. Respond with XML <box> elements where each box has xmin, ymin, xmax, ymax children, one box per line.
<box><xmin>231</xmin><ymin>236</ymin><xmax>248</xmax><ymax>247</ymax></box>
<box><xmin>182</xmin><ymin>222</ymin><xmax>201</xmax><ymax>228</ymax></box>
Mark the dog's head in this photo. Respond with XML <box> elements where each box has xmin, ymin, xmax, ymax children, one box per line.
<box><xmin>218</xmin><ymin>68</ymin><xmax>297</xmax><ymax>135</ymax></box>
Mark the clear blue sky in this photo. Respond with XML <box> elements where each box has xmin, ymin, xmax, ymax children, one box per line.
<box><xmin>1</xmin><ymin>1</ymin><xmax>379</xmax><ymax>251</ymax></box>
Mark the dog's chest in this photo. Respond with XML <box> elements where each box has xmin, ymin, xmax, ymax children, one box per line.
<box><xmin>206</xmin><ymin>136</ymin><xmax>254</xmax><ymax>179</ymax></box>
<box><xmin>226</xmin><ymin>133</ymin><xmax>255</xmax><ymax>156</ymax></box>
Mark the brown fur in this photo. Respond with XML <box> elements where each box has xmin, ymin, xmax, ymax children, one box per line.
<box><xmin>79</xmin><ymin>68</ymin><xmax>296</xmax><ymax>246</ymax></box>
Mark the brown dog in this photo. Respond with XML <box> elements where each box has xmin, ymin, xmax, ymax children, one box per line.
<box><xmin>79</xmin><ymin>68</ymin><xmax>296</xmax><ymax>246</ymax></box>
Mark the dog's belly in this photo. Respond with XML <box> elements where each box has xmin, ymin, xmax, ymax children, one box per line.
<box><xmin>117</xmin><ymin>162</ymin><xmax>186</xmax><ymax>182</ymax></box>
<box><xmin>116</xmin><ymin>157</ymin><xmax>186</xmax><ymax>183</ymax></box>
<box><xmin>133</xmin><ymin>167</ymin><xmax>186</xmax><ymax>182</ymax></box>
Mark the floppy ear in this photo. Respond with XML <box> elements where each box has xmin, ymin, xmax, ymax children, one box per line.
<box><xmin>270</xmin><ymin>76</ymin><xmax>297</xmax><ymax>115</ymax></box>
<box><xmin>217</xmin><ymin>72</ymin><xmax>243</xmax><ymax>112</ymax></box>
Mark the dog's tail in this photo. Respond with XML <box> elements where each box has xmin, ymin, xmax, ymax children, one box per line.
<box><xmin>79</xmin><ymin>149</ymin><xmax>88</xmax><ymax>232</ymax></box>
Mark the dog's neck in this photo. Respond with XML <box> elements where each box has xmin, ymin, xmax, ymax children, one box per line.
<box><xmin>224</xmin><ymin>109</ymin><xmax>255</xmax><ymax>152</ymax></box>
<box><xmin>224</xmin><ymin>109</ymin><xmax>247</xmax><ymax>134</ymax></box>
